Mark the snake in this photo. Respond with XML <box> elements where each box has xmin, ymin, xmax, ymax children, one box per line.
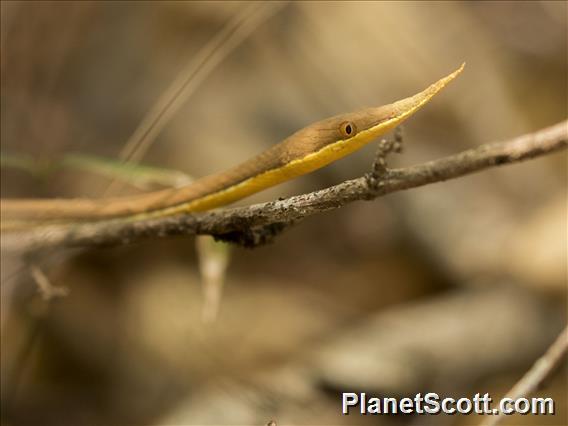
<box><xmin>0</xmin><ymin>64</ymin><xmax>464</xmax><ymax>230</ymax></box>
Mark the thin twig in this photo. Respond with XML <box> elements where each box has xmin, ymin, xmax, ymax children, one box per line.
<box><xmin>371</xmin><ymin>125</ymin><xmax>404</xmax><ymax>179</ymax></box>
<box><xmin>2</xmin><ymin>120</ymin><xmax>566</xmax><ymax>252</ymax></box>
<box><xmin>479</xmin><ymin>324</ymin><xmax>568</xmax><ymax>426</ymax></box>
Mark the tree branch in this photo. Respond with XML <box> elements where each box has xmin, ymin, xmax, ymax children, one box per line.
<box><xmin>2</xmin><ymin>120</ymin><xmax>566</xmax><ymax>252</ymax></box>
<box><xmin>479</xmin><ymin>324</ymin><xmax>568</xmax><ymax>426</ymax></box>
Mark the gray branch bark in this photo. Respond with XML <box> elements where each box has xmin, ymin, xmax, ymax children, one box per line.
<box><xmin>2</xmin><ymin>120</ymin><xmax>566</xmax><ymax>252</ymax></box>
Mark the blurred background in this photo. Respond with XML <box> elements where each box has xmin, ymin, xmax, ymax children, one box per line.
<box><xmin>1</xmin><ymin>1</ymin><xmax>566</xmax><ymax>425</ymax></box>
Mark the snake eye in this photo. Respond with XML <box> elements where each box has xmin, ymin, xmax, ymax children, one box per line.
<box><xmin>339</xmin><ymin>121</ymin><xmax>357</xmax><ymax>137</ymax></box>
